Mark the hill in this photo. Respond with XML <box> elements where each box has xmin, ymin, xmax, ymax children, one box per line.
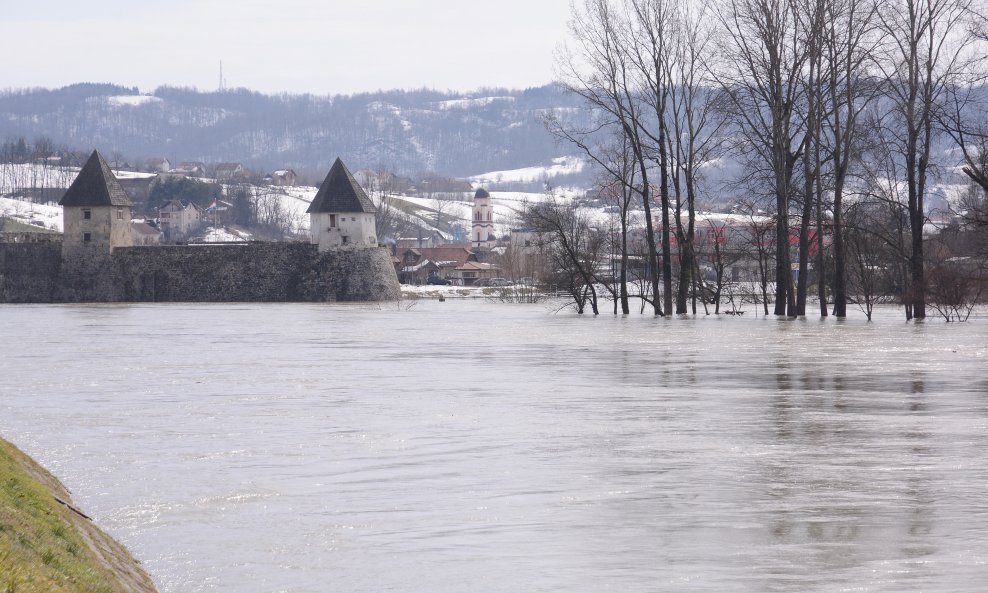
<box><xmin>0</xmin><ymin>84</ymin><xmax>592</xmax><ymax>187</ymax></box>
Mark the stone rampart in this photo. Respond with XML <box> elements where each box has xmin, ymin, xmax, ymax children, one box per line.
<box><xmin>0</xmin><ymin>242</ymin><xmax>62</xmax><ymax>302</ymax></box>
<box><xmin>0</xmin><ymin>242</ymin><xmax>400</xmax><ymax>303</ymax></box>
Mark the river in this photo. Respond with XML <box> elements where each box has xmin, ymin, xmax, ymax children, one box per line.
<box><xmin>1</xmin><ymin>301</ymin><xmax>986</xmax><ymax>592</ymax></box>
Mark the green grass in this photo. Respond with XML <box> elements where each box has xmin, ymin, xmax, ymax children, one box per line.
<box><xmin>0</xmin><ymin>439</ymin><xmax>129</xmax><ymax>593</ymax></box>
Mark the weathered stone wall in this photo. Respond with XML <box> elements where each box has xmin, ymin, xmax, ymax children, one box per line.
<box><xmin>0</xmin><ymin>241</ymin><xmax>400</xmax><ymax>303</ymax></box>
<box><xmin>0</xmin><ymin>242</ymin><xmax>61</xmax><ymax>302</ymax></box>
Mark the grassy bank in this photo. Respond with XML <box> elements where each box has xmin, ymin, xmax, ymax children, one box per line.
<box><xmin>0</xmin><ymin>438</ymin><xmax>157</xmax><ymax>593</ymax></box>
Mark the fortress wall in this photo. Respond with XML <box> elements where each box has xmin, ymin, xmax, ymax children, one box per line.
<box><xmin>306</xmin><ymin>247</ymin><xmax>403</xmax><ymax>302</ymax></box>
<box><xmin>113</xmin><ymin>243</ymin><xmax>315</xmax><ymax>302</ymax></box>
<box><xmin>0</xmin><ymin>242</ymin><xmax>62</xmax><ymax>302</ymax></box>
<box><xmin>0</xmin><ymin>242</ymin><xmax>401</xmax><ymax>303</ymax></box>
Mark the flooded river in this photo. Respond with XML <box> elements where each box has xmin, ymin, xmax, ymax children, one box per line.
<box><xmin>1</xmin><ymin>301</ymin><xmax>987</xmax><ymax>592</ymax></box>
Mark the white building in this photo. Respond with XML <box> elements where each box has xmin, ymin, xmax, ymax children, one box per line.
<box><xmin>307</xmin><ymin>158</ymin><xmax>378</xmax><ymax>251</ymax></box>
<box><xmin>157</xmin><ymin>199</ymin><xmax>204</xmax><ymax>240</ymax></box>
<box><xmin>472</xmin><ymin>187</ymin><xmax>495</xmax><ymax>249</ymax></box>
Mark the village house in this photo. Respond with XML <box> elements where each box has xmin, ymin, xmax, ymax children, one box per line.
<box><xmin>396</xmin><ymin>230</ymin><xmax>446</xmax><ymax>249</ymax></box>
<box><xmin>170</xmin><ymin>162</ymin><xmax>207</xmax><ymax>177</ymax></box>
<box><xmin>215</xmin><ymin>162</ymin><xmax>249</xmax><ymax>182</ymax></box>
<box><xmin>394</xmin><ymin>245</ymin><xmax>498</xmax><ymax>285</ymax></box>
<box><xmin>146</xmin><ymin>158</ymin><xmax>171</xmax><ymax>173</ymax></box>
<box><xmin>307</xmin><ymin>158</ymin><xmax>378</xmax><ymax>251</ymax></box>
<box><xmin>157</xmin><ymin>199</ymin><xmax>204</xmax><ymax>240</ymax></box>
<box><xmin>131</xmin><ymin>221</ymin><xmax>162</xmax><ymax>245</ymax></box>
<box><xmin>265</xmin><ymin>169</ymin><xmax>298</xmax><ymax>186</ymax></box>
<box><xmin>658</xmin><ymin>211</ymin><xmax>831</xmax><ymax>283</ymax></box>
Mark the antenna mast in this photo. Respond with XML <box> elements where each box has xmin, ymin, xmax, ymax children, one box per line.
<box><xmin>219</xmin><ymin>60</ymin><xmax>225</xmax><ymax>91</ymax></box>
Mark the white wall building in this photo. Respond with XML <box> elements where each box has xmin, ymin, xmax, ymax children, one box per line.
<box><xmin>307</xmin><ymin>158</ymin><xmax>378</xmax><ymax>251</ymax></box>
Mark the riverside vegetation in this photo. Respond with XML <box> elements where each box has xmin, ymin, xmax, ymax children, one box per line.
<box><xmin>0</xmin><ymin>438</ymin><xmax>157</xmax><ymax>593</ymax></box>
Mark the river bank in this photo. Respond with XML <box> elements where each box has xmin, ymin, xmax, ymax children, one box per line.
<box><xmin>0</xmin><ymin>437</ymin><xmax>157</xmax><ymax>593</ymax></box>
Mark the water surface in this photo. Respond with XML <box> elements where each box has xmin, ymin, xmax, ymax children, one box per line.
<box><xmin>1</xmin><ymin>302</ymin><xmax>986</xmax><ymax>592</ymax></box>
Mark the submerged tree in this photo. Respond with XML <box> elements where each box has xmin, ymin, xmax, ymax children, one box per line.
<box><xmin>714</xmin><ymin>0</ymin><xmax>809</xmax><ymax>317</ymax></box>
<box><xmin>522</xmin><ymin>195</ymin><xmax>608</xmax><ymax>314</ymax></box>
<box><xmin>872</xmin><ymin>0</ymin><xmax>981</xmax><ymax>319</ymax></box>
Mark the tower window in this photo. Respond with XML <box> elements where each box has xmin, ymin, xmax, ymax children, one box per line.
<box><xmin>117</xmin><ymin>208</ymin><xmax>124</xmax><ymax>220</ymax></box>
<box><xmin>83</xmin><ymin>232</ymin><xmax>92</xmax><ymax>242</ymax></box>
<box><xmin>83</xmin><ymin>209</ymin><xmax>91</xmax><ymax>220</ymax></box>
<box><xmin>330</xmin><ymin>214</ymin><xmax>337</xmax><ymax>227</ymax></box>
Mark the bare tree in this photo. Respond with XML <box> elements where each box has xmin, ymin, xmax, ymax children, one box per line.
<box><xmin>553</xmin><ymin>0</ymin><xmax>664</xmax><ymax>315</ymax></box>
<box><xmin>522</xmin><ymin>195</ymin><xmax>607</xmax><ymax>314</ymax></box>
<box><xmin>818</xmin><ymin>0</ymin><xmax>883</xmax><ymax>317</ymax></box>
<box><xmin>596</xmin><ymin>133</ymin><xmax>640</xmax><ymax>313</ymax></box>
<box><xmin>714</xmin><ymin>0</ymin><xmax>809</xmax><ymax>317</ymax></box>
<box><xmin>364</xmin><ymin>168</ymin><xmax>415</xmax><ymax>244</ymax></box>
<box><xmin>872</xmin><ymin>0</ymin><xmax>981</xmax><ymax>319</ymax></box>
<box><xmin>666</xmin><ymin>0</ymin><xmax>729</xmax><ymax>314</ymax></box>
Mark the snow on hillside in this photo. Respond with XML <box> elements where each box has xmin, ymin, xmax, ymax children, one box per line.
<box><xmin>0</xmin><ymin>163</ymin><xmax>78</xmax><ymax>194</ymax></box>
<box><xmin>113</xmin><ymin>170</ymin><xmax>156</xmax><ymax>180</ymax></box>
<box><xmin>242</xmin><ymin>184</ymin><xmax>317</xmax><ymax>234</ymax></box>
<box><xmin>0</xmin><ymin>197</ymin><xmax>63</xmax><ymax>231</ymax></box>
<box><xmin>469</xmin><ymin>156</ymin><xmax>586</xmax><ymax>185</ymax></box>
<box><xmin>198</xmin><ymin>227</ymin><xmax>250</xmax><ymax>242</ymax></box>
<box><xmin>107</xmin><ymin>95</ymin><xmax>162</xmax><ymax>107</ymax></box>
<box><xmin>436</xmin><ymin>96</ymin><xmax>516</xmax><ymax>110</ymax></box>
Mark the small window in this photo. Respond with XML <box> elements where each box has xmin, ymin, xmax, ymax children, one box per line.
<box><xmin>83</xmin><ymin>232</ymin><xmax>92</xmax><ymax>242</ymax></box>
<box><xmin>351</xmin><ymin>217</ymin><xmax>356</xmax><ymax>221</ymax></box>
<box><xmin>82</xmin><ymin>209</ymin><xmax>91</xmax><ymax>220</ymax></box>
<box><xmin>117</xmin><ymin>207</ymin><xmax>124</xmax><ymax>220</ymax></box>
<box><xmin>330</xmin><ymin>214</ymin><xmax>337</xmax><ymax>227</ymax></box>
<box><xmin>342</xmin><ymin>236</ymin><xmax>349</xmax><ymax>244</ymax></box>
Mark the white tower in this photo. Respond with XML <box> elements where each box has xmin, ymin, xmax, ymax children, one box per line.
<box><xmin>472</xmin><ymin>188</ymin><xmax>495</xmax><ymax>249</ymax></box>
<box><xmin>307</xmin><ymin>158</ymin><xmax>378</xmax><ymax>251</ymax></box>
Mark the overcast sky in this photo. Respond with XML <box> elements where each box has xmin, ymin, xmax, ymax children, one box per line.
<box><xmin>1</xmin><ymin>0</ymin><xmax>573</xmax><ymax>96</ymax></box>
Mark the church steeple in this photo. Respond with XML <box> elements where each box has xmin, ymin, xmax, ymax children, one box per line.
<box><xmin>472</xmin><ymin>187</ymin><xmax>494</xmax><ymax>249</ymax></box>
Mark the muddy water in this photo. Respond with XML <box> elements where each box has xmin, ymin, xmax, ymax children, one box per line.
<box><xmin>1</xmin><ymin>302</ymin><xmax>986</xmax><ymax>592</ymax></box>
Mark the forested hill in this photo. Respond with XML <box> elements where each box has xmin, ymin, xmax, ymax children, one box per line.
<box><xmin>0</xmin><ymin>83</ymin><xmax>590</xmax><ymax>179</ymax></box>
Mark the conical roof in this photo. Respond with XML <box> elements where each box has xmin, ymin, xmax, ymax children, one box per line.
<box><xmin>306</xmin><ymin>158</ymin><xmax>376</xmax><ymax>214</ymax></box>
<box><xmin>59</xmin><ymin>150</ymin><xmax>133</xmax><ymax>207</ymax></box>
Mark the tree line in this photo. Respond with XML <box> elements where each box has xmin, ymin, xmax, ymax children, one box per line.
<box><xmin>527</xmin><ymin>0</ymin><xmax>988</xmax><ymax>320</ymax></box>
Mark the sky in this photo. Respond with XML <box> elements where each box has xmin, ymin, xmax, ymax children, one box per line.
<box><xmin>0</xmin><ymin>0</ymin><xmax>573</xmax><ymax>96</ymax></box>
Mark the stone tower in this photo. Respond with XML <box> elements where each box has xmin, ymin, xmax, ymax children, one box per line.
<box><xmin>472</xmin><ymin>188</ymin><xmax>495</xmax><ymax>249</ymax></box>
<box><xmin>307</xmin><ymin>158</ymin><xmax>378</xmax><ymax>251</ymax></box>
<box><xmin>59</xmin><ymin>150</ymin><xmax>134</xmax><ymax>256</ymax></box>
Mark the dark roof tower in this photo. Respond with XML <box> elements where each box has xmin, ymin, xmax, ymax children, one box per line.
<box><xmin>307</xmin><ymin>158</ymin><xmax>376</xmax><ymax>214</ymax></box>
<box><xmin>475</xmin><ymin>188</ymin><xmax>490</xmax><ymax>199</ymax></box>
<box><xmin>59</xmin><ymin>150</ymin><xmax>133</xmax><ymax>207</ymax></box>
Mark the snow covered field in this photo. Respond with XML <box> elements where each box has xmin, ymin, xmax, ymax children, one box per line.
<box><xmin>0</xmin><ymin>197</ymin><xmax>63</xmax><ymax>231</ymax></box>
<box><xmin>468</xmin><ymin>156</ymin><xmax>586</xmax><ymax>186</ymax></box>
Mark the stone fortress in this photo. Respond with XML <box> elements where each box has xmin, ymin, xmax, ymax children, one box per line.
<box><xmin>0</xmin><ymin>151</ymin><xmax>401</xmax><ymax>303</ymax></box>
